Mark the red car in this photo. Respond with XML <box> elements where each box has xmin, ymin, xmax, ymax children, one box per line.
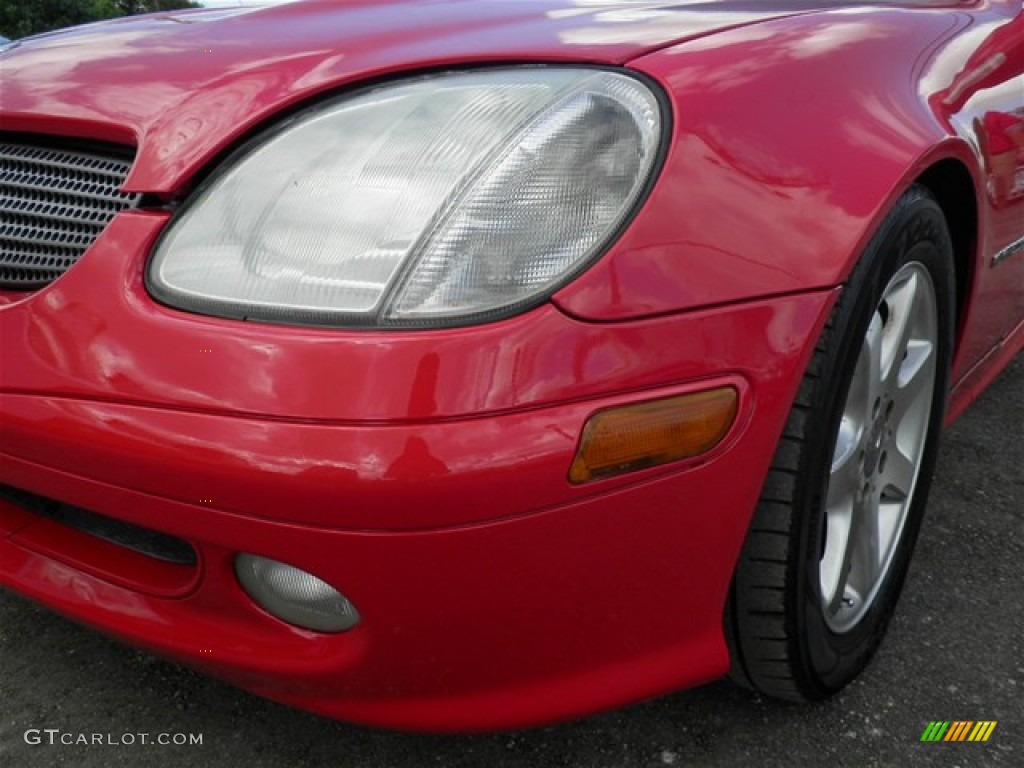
<box><xmin>1</xmin><ymin>0</ymin><xmax>1021</xmax><ymax>731</ymax></box>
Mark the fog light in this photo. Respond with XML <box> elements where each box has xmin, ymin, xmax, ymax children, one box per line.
<box><xmin>569</xmin><ymin>387</ymin><xmax>738</xmax><ymax>484</ymax></box>
<box><xmin>235</xmin><ymin>554</ymin><xmax>360</xmax><ymax>632</ymax></box>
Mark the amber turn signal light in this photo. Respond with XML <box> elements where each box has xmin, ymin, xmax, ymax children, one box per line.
<box><xmin>569</xmin><ymin>387</ymin><xmax>739</xmax><ymax>484</ymax></box>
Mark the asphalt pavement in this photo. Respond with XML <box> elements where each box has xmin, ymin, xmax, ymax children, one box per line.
<box><xmin>1</xmin><ymin>355</ymin><xmax>1020</xmax><ymax>768</ymax></box>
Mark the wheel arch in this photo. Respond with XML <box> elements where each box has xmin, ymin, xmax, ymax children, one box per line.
<box><xmin>914</xmin><ymin>158</ymin><xmax>979</xmax><ymax>351</ymax></box>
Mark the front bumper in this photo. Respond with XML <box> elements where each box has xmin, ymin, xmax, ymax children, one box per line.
<box><xmin>1</xmin><ymin>427</ymin><xmax>753</xmax><ymax>731</ymax></box>
<box><xmin>0</xmin><ymin>217</ymin><xmax>836</xmax><ymax>727</ymax></box>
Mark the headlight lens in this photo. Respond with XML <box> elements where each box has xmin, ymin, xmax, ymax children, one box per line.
<box><xmin>148</xmin><ymin>68</ymin><xmax>663</xmax><ymax>327</ymax></box>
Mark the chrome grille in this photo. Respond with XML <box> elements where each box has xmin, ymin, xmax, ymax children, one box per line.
<box><xmin>0</xmin><ymin>141</ymin><xmax>142</xmax><ymax>289</ymax></box>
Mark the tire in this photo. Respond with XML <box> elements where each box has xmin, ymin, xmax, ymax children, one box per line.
<box><xmin>725</xmin><ymin>185</ymin><xmax>956</xmax><ymax>701</ymax></box>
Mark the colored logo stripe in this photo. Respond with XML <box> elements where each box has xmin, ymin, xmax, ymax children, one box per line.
<box><xmin>944</xmin><ymin>721</ymin><xmax>973</xmax><ymax>741</ymax></box>
<box><xmin>920</xmin><ymin>721</ymin><xmax>997</xmax><ymax>742</ymax></box>
<box><xmin>921</xmin><ymin>721</ymin><xmax>950</xmax><ymax>741</ymax></box>
<box><xmin>969</xmin><ymin>722</ymin><xmax>998</xmax><ymax>742</ymax></box>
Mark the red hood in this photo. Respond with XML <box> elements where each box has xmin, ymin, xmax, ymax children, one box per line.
<box><xmin>0</xmin><ymin>0</ymin><xmax>823</xmax><ymax>193</ymax></box>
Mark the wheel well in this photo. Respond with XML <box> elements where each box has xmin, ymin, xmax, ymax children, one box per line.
<box><xmin>915</xmin><ymin>159</ymin><xmax>977</xmax><ymax>345</ymax></box>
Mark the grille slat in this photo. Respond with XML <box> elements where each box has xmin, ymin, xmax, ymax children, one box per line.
<box><xmin>1</xmin><ymin>187</ymin><xmax>128</xmax><ymax>218</ymax></box>
<box><xmin>1</xmin><ymin>220</ymin><xmax>105</xmax><ymax>249</ymax></box>
<box><xmin>0</xmin><ymin>257</ymin><xmax>76</xmax><ymax>273</ymax></box>
<box><xmin>3</xmin><ymin>241</ymin><xmax>81</xmax><ymax>262</ymax></box>
<box><xmin>2</xmin><ymin>175</ymin><xmax>140</xmax><ymax>205</ymax></box>
<box><xmin>2</xmin><ymin>178</ymin><xmax>138</xmax><ymax>207</ymax></box>
<box><xmin>0</xmin><ymin>140</ymin><xmax>142</xmax><ymax>289</ymax></box>
<box><xmin>2</xmin><ymin>143</ymin><xmax>135</xmax><ymax>174</ymax></box>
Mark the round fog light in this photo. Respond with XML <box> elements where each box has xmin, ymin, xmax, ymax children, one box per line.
<box><xmin>235</xmin><ymin>554</ymin><xmax>360</xmax><ymax>632</ymax></box>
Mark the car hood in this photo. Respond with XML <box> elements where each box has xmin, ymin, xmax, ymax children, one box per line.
<box><xmin>0</xmin><ymin>0</ymin><xmax>827</xmax><ymax>193</ymax></box>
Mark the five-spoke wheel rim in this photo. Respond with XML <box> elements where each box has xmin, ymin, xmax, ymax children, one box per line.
<box><xmin>819</xmin><ymin>261</ymin><xmax>939</xmax><ymax>633</ymax></box>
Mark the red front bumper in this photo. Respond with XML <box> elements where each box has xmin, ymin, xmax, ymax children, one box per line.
<box><xmin>0</xmin><ymin>423</ymin><xmax>750</xmax><ymax>731</ymax></box>
<box><xmin>0</xmin><ymin>212</ymin><xmax>836</xmax><ymax>729</ymax></box>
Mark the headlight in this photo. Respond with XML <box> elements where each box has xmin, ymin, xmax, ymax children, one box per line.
<box><xmin>148</xmin><ymin>67</ymin><xmax>664</xmax><ymax>327</ymax></box>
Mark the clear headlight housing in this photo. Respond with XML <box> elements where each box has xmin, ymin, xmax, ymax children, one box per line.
<box><xmin>148</xmin><ymin>68</ymin><xmax>664</xmax><ymax>327</ymax></box>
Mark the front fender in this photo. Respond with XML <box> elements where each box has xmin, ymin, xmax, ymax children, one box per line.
<box><xmin>554</xmin><ymin>5</ymin><xmax>992</xmax><ymax>320</ymax></box>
